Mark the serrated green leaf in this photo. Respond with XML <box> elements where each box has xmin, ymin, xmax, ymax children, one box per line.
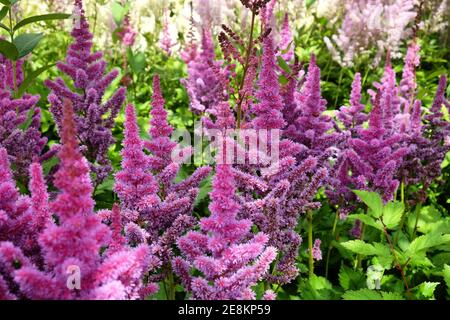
<box><xmin>380</xmin><ymin>292</ymin><xmax>405</xmax><ymax>300</ymax></box>
<box><xmin>353</xmin><ymin>190</ymin><xmax>383</xmax><ymax>218</ymax></box>
<box><xmin>383</xmin><ymin>201</ymin><xmax>403</xmax><ymax>229</ymax></box>
<box><xmin>407</xmin><ymin>232</ymin><xmax>450</xmax><ymax>256</ymax></box>
<box><xmin>343</xmin><ymin>289</ymin><xmax>403</xmax><ymax>300</ymax></box>
<box><xmin>411</xmin><ymin>282</ymin><xmax>439</xmax><ymax>300</ymax></box>
<box><xmin>338</xmin><ymin>265</ymin><xmax>365</xmax><ymax>290</ymax></box>
<box><xmin>13</xmin><ymin>33</ymin><xmax>43</xmax><ymax>58</ymax></box>
<box><xmin>13</xmin><ymin>13</ymin><xmax>71</xmax><ymax>31</ymax></box>
<box><xmin>443</xmin><ymin>265</ymin><xmax>450</xmax><ymax>296</ymax></box>
<box><xmin>0</xmin><ymin>39</ymin><xmax>18</xmax><ymax>60</ymax></box>
<box><xmin>342</xmin><ymin>289</ymin><xmax>381</xmax><ymax>300</ymax></box>
<box><xmin>347</xmin><ymin>213</ymin><xmax>383</xmax><ymax>231</ymax></box>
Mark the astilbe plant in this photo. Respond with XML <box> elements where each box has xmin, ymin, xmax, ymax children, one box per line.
<box><xmin>0</xmin><ymin>56</ymin><xmax>53</xmax><ymax>183</ymax></box>
<box><xmin>208</xmin><ymin>28</ymin><xmax>328</xmax><ymax>284</ymax></box>
<box><xmin>174</xmin><ymin>163</ymin><xmax>277</xmax><ymax>300</ymax></box>
<box><xmin>181</xmin><ymin>27</ymin><xmax>228</xmax><ymax>115</ymax></box>
<box><xmin>45</xmin><ymin>0</ymin><xmax>126</xmax><ymax>185</ymax></box>
<box><xmin>114</xmin><ymin>76</ymin><xmax>211</xmax><ymax>298</ymax></box>
<box><xmin>0</xmin><ymin>100</ymin><xmax>158</xmax><ymax>300</ymax></box>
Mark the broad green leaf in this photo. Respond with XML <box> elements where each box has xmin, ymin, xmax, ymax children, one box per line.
<box><xmin>0</xmin><ymin>0</ymin><xmax>10</xmax><ymax>6</ymax></box>
<box><xmin>342</xmin><ymin>289</ymin><xmax>380</xmax><ymax>300</ymax></box>
<box><xmin>299</xmin><ymin>275</ymin><xmax>337</xmax><ymax>300</ymax></box>
<box><xmin>0</xmin><ymin>39</ymin><xmax>18</xmax><ymax>60</ymax></box>
<box><xmin>347</xmin><ymin>213</ymin><xmax>383</xmax><ymax>231</ymax></box>
<box><xmin>353</xmin><ymin>190</ymin><xmax>383</xmax><ymax>218</ymax></box>
<box><xmin>13</xmin><ymin>13</ymin><xmax>71</xmax><ymax>31</ymax></box>
<box><xmin>0</xmin><ymin>6</ymin><xmax>8</xmax><ymax>21</ymax></box>
<box><xmin>277</xmin><ymin>56</ymin><xmax>291</xmax><ymax>74</ymax></box>
<box><xmin>278</xmin><ymin>74</ymin><xmax>288</xmax><ymax>85</ymax></box>
<box><xmin>407</xmin><ymin>232</ymin><xmax>450</xmax><ymax>255</ymax></box>
<box><xmin>13</xmin><ymin>33</ymin><xmax>44</xmax><ymax>58</ymax></box>
<box><xmin>338</xmin><ymin>265</ymin><xmax>365</xmax><ymax>290</ymax></box>
<box><xmin>18</xmin><ymin>107</ymin><xmax>35</xmax><ymax>131</ymax></box>
<box><xmin>343</xmin><ymin>289</ymin><xmax>404</xmax><ymax>300</ymax></box>
<box><xmin>383</xmin><ymin>201</ymin><xmax>403</xmax><ymax>229</ymax></box>
<box><xmin>341</xmin><ymin>240</ymin><xmax>377</xmax><ymax>255</ymax></box>
<box><xmin>17</xmin><ymin>63</ymin><xmax>55</xmax><ymax>97</ymax></box>
<box><xmin>111</xmin><ymin>1</ymin><xmax>128</xmax><ymax>25</ymax></box>
<box><xmin>411</xmin><ymin>282</ymin><xmax>439</xmax><ymax>300</ymax></box>
<box><xmin>443</xmin><ymin>265</ymin><xmax>450</xmax><ymax>296</ymax></box>
<box><xmin>42</xmin><ymin>156</ymin><xmax>59</xmax><ymax>176</ymax></box>
<box><xmin>380</xmin><ymin>292</ymin><xmax>405</xmax><ymax>300</ymax></box>
<box><xmin>129</xmin><ymin>52</ymin><xmax>146</xmax><ymax>74</ymax></box>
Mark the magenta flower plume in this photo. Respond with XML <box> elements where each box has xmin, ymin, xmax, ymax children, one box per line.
<box><xmin>252</xmin><ymin>34</ymin><xmax>286</xmax><ymax>130</ymax></box>
<box><xmin>1</xmin><ymin>100</ymin><xmax>156</xmax><ymax>300</ymax></box>
<box><xmin>159</xmin><ymin>8</ymin><xmax>175</xmax><ymax>56</ymax></box>
<box><xmin>278</xmin><ymin>13</ymin><xmax>294</xmax><ymax>63</ymax></box>
<box><xmin>0</xmin><ymin>55</ymin><xmax>49</xmax><ymax>181</ymax></box>
<box><xmin>337</xmin><ymin>72</ymin><xmax>368</xmax><ymax>135</ymax></box>
<box><xmin>144</xmin><ymin>75</ymin><xmax>178</xmax><ymax>171</ymax></box>
<box><xmin>45</xmin><ymin>0</ymin><xmax>126</xmax><ymax>185</ymax></box>
<box><xmin>399</xmin><ymin>41</ymin><xmax>420</xmax><ymax>106</ymax></box>
<box><xmin>181</xmin><ymin>28</ymin><xmax>228</xmax><ymax>114</ymax></box>
<box><xmin>176</xmin><ymin>164</ymin><xmax>277</xmax><ymax>300</ymax></box>
<box><xmin>114</xmin><ymin>103</ymin><xmax>159</xmax><ymax>213</ymax></box>
<box><xmin>117</xmin><ymin>15</ymin><xmax>137</xmax><ymax>47</ymax></box>
<box><xmin>289</xmin><ymin>55</ymin><xmax>342</xmax><ymax>160</ymax></box>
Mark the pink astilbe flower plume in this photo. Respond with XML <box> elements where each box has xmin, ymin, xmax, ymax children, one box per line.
<box><xmin>0</xmin><ymin>100</ymin><xmax>156</xmax><ymax>300</ymax></box>
<box><xmin>181</xmin><ymin>28</ymin><xmax>228</xmax><ymax>114</ymax></box>
<box><xmin>278</xmin><ymin>13</ymin><xmax>294</xmax><ymax>63</ymax></box>
<box><xmin>0</xmin><ymin>54</ymin><xmax>53</xmax><ymax>181</ymax></box>
<box><xmin>175</xmin><ymin>164</ymin><xmax>277</xmax><ymax>300</ymax></box>
<box><xmin>45</xmin><ymin>0</ymin><xmax>126</xmax><ymax>185</ymax></box>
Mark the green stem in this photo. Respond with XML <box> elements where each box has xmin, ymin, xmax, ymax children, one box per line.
<box><xmin>325</xmin><ymin>210</ymin><xmax>339</xmax><ymax>279</ymax></box>
<box><xmin>307</xmin><ymin>210</ymin><xmax>314</xmax><ymax>278</ymax></box>
<box><xmin>355</xmin><ymin>223</ymin><xmax>366</xmax><ymax>270</ymax></box>
<box><xmin>164</xmin><ymin>263</ymin><xmax>176</xmax><ymax>300</ymax></box>
<box><xmin>394</xmin><ymin>182</ymin><xmax>406</xmax><ymax>246</ymax></box>
<box><xmin>412</xmin><ymin>202</ymin><xmax>422</xmax><ymax>240</ymax></box>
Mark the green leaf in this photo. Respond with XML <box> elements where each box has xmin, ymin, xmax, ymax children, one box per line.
<box><xmin>13</xmin><ymin>33</ymin><xmax>44</xmax><ymax>58</ymax></box>
<box><xmin>380</xmin><ymin>292</ymin><xmax>405</xmax><ymax>300</ymax></box>
<box><xmin>338</xmin><ymin>265</ymin><xmax>365</xmax><ymax>290</ymax></box>
<box><xmin>353</xmin><ymin>190</ymin><xmax>383</xmax><ymax>218</ymax></box>
<box><xmin>111</xmin><ymin>1</ymin><xmax>128</xmax><ymax>25</ymax></box>
<box><xmin>0</xmin><ymin>39</ymin><xmax>18</xmax><ymax>60</ymax></box>
<box><xmin>347</xmin><ymin>213</ymin><xmax>383</xmax><ymax>231</ymax></box>
<box><xmin>411</xmin><ymin>282</ymin><xmax>439</xmax><ymax>300</ymax></box>
<box><xmin>407</xmin><ymin>232</ymin><xmax>450</xmax><ymax>255</ymax></box>
<box><xmin>18</xmin><ymin>107</ymin><xmax>35</xmax><ymax>131</ymax></box>
<box><xmin>383</xmin><ymin>201</ymin><xmax>403</xmax><ymax>229</ymax></box>
<box><xmin>42</xmin><ymin>156</ymin><xmax>59</xmax><ymax>176</ymax></box>
<box><xmin>0</xmin><ymin>22</ymin><xmax>9</xmax><ymax>32</ymax></box>
<box><xmin>0</xmin><ymin>0</ymin><xmax>10</xmax><ymax>6</ymax></box>
<box><xmin>343</xmin><ymin>289</ymin><xmax>404</xmax><ymax>300</ymax></box>
<box><xmin>13</xmin><ymin>13</ymin><xmax>71</xmax><ymax>31</ymax></box>
<box><xmin>17</xmin><ymin>63</ymin><xmax>55</xmax><ymax>97</ymax></box>
<box><xmin>342</xmin><ymin>289</ymin><xmax>379</xmax><ymax>300</ymax></box>
<box><xmin>277</xmin><ymin>56</ymin><xmax>291</xmax><ymax>74</ymax></box>
<box><xmin>278</xmin><ymin>74</ymin><xmax>288</xmax><ymax>85</ymax></box>
<box><xmin>0</xmin><ymin>6</ymin><xmax>9</xmax><ymax>21</ymax></box>
<box><xmin>341</xmin><ymin>240</ymin><xmax>380</xmax><ymax>256</ymax></box>
<box><xmin>129</xmin><ymin>52</ymin><xmax>146</xmax><ymax>74</ymax></box>
<box><xmin>443</xmin><ymin>265</ymin><xmax>450</xmax><ymax>297</ymax></box>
